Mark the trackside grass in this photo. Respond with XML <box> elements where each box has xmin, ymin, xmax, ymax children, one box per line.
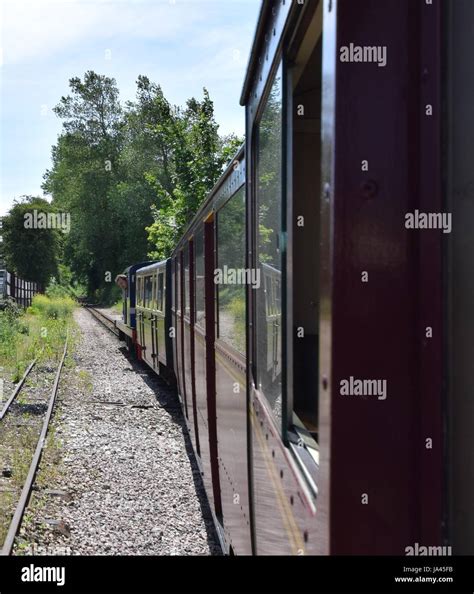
<box><xmin>0</xmin><ymin>295</ymin><xmax>75</xmax><ymax>384</ymax></box>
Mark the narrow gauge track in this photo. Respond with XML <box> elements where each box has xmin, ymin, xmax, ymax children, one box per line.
<box><xmin>0</xmin><ymin>359</ymin><xmax>37</xmax><ymax>421</ymax></box>
<box><xmin>85</xmin><ymin>306</ymin><xmax>120</xmax><ymax>337</ymax></box>
<box><xmin>0</xmin><ymin>337</ymin><xmax>68</xmax><ymax>556</ymax></box>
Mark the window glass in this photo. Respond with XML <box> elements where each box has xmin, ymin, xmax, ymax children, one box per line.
<box><xmin>195</xmin><ymin>227</ymin><xmax>205</xmax><ymax>328</ymax></box>
<box><xmin>255</xmin><ymin>63</ymin><xmax>283</xmax><ymax>424</ymax></box>
<box><xmin>157</xmin><ymin>272</ymin><xmax>164</xmax><ymax>312</ymax></box>
<box><xmin>177</xmin><ymin>258</ymin><xmax>181</xmax><ymax>314</ymax></box>
<box><xmin>145</xmin><ymin>275</ymin><xmax>153</xmax><ymax>308</ymax></box>
<box><xmin>217</xmin><ymin>186</ymin><xmax>246</xmax><ymax>354</ymax></box>
<box><xmin>162</xmin><ymin>271</ymin><xmax>166</xmax><ymax>312</ymax></box>
<box><xmin>137</xmin><ymin>277</ymin><xmax>143</xmax><ymax>307</ymax></box>
<box><xmin>184</xmin><ymin>247</ymin><xmax>190</xmax><ymax>318</ymax></box>
<box><xmin>171</xmin><ymin>267</ymin><xmax>175</xmax><ymax>311</ymax></box>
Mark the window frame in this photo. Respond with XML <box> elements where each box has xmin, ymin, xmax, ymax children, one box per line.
<box><xmin>144</xmin><ymin>274</ymin><xmax>154</xmax><ymax>309</ymax></box>
<box><xmin>183</xmin><ymin>243</ymin><xmax>191</xmax><ymax>321</ymax></box>
<box><xmin>215</xmin><ymin>185</ymin><xmax>247</xmax><ymax>357</ymax></box>
<box><xmin>157</xmin><ymin>271</ymin><xmax>164</xmax><ymax>312</ymax></box>
<box><xmin>251</xmin><ymin>57</ymin><xmax>287</xmax><ymax>436</ymax></box>
<box><xmin>194</xmin><ymin>224</ymin><xmax>206</xmax><ymax>331</ymax></box>
<box><xmin>137</xmin><ymin>277</ymin><xmax>143</xmax><ymax>307</ymax></box>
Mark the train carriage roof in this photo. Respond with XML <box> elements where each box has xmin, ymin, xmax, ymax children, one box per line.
<box><xmin>240</xmin><ymin>0</ymin><xmax>271</xmax><ymax>105</ymax></box>
<box><xmin>123</xmin><ymin>261</ymin><xmax>155</xmax><ymax>275</ymax></box>
<box><xmin>136</xmin><ymin>260</ymin><xmax>168</xmax><ymax>276</ymax></box>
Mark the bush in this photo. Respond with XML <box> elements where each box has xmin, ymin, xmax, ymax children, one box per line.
<box><xmin>29</xmin><ymin>294</ymin><xmax>75</xmax><ymax>319</ymax></box>
<box><xmin>94</xmin><ymin>284</ymin><xmax>122</xmax><ymax>306</ymax></box>
<box><xmin>46</xmin><ymin>279</ymin><xmax>72</xmax><ymax>299</ymax></box>
<box><xmin>45</xmin><ymin>269</ymin><xmax>88</xmax><ymax>301</ymax></box>
<box><xmin>0</xmin><ymin>308</ymin><xmax>20</xmax><ymax>360</ymax></box>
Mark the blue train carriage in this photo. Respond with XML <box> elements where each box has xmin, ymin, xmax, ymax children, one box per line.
<box><xmin>135</xmin><ymin>259</ymin><xmax>174</xmax><ymax>378</ymax></box>
<box><xmin>115</xmin><ymin>261</ymin><xmax>154</xmax><ymax>351</ymax></box>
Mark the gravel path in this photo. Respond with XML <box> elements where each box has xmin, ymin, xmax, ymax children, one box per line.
<box><xmin>16</xmin><ymin>308</ymin><xmax>220</xmax><ymax>556</ymax></box>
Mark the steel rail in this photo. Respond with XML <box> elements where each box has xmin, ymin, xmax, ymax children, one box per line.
<box><xmin>86</xmin><ymin>306</ymin><xmax>120</xmax><ymax>337</ymax></box>
<box><xmin>0</xmin><ymin>336</ymin><xmax>68</xmax><ymax>556</ymax></box>
<box><xmin>0</xmin><ymin>358</ymin><xmax>37</xmax><ymax>421</ymax></box>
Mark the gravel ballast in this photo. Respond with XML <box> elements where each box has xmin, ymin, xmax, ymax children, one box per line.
<box><xmin>16</xmin><ymin>308</ymin><xmax>220</xmax><ymax>556</ymax></box>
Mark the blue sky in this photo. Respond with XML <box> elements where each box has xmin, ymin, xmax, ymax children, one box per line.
<box><xmin>0</xmin><ymin>0</ymin><xmax>261</xmax><ymax>215</ymax></box>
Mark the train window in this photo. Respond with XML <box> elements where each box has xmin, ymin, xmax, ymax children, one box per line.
<box><xmin>255</xmin><ymin>62</ymin><xmax>283</xmax><ymax>426</ymax></box>
<box><xmin>137</xmin><ymin>277</ymin><xmax>143</xmax><ymax>307</ymax></box>
<box><xmin>289</xmin><ymin>3</ymin><xmax>322</xmax><ymax>443</ymax></box>
<box><xmin>216</xmin><ymin>186</ymin><xmax>246</xmax><ymax>354</ymax></box>
<box><xmin>144</xmin><ymin>275</ymin><xmax>153</xmax><ymax>308</ymax></box>
<box><xmin>171</xmin><ymin>265</ymin><xmax>175</xmax><ymax>312</ymax></box>
<box><xmin>163</xmin><ymin>271</ymin><xmax>166</xmax><ymax>312</ymax></box>
<box><xmin>184</xmin><ymin>246</ymin><xmax>190</xmax><ymax>319</ymax></box>
<box><xmin>195</xmin><ymin>226</ymin><xmax>205</xmax><ymax>328</ymax></box>
<box><xmin>157</xmin><ymin>272</ymin><xmax>164</xmax><ymax>312</ymax></box>
<box><xmin>177</xmin><ymin>257</ymin><xmax>181</xmax><ymax>315</ymax></box>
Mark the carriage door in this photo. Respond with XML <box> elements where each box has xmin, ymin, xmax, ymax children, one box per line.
<box><xmin>176</xmin><ymin>250</ymin><xmax>188</xmax><ymax>418</ymax></box>
<box><xmin>137</xmin><ymin>276</ymin><xmax>146</xmax><ymax>351</ymax></box>
<box><xmin>183</xmin><ymin>239</ymin><xmax>200</xmax><ymax>457</ymax></box>
<box><xmin>324</xmin><ymin>0</ymin><xmax>443</xmax><ymax>553</ymax></box>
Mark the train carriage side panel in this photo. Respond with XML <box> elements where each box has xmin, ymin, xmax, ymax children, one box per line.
<box><xmin>165</xmin><ymin>259</ymin><xmax>174</xmax><ymax>370</ymax></box>
<box><xmin>214</xmin><ymin>161</ymin><xmax>252</xmax><ymax>554</ymax></box>
<box><xmin>182</xmin><ymin>240</ymin><xmax>200</xmax><ymax>457</ymax></box>
<box><xmin>242</xmin><ymin>0</ymin><xmax>324</xmax><ymax>556</ymax></box>
<box><xmin>328</xmin><ymin>0</ymin><xmax>443</xmax><ymax>553</ymax></box>
<box><xmin>193</xmin><ymin>222</ymin><xmax>218</xmax><ymax>514</ymax></box>
<box><xmin>135</xmin><ymin>261</ymin><xmax>168</xmax><ymax>372</ymax></box>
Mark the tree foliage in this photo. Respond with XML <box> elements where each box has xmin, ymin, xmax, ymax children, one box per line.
<box><xmin>40</xmin><ymin>71</ymin><xmax>242</xmax><ymax>299</ymax></box>
<box><xmin>1</xmin><ymin>196</ymin><xmax>60</xmax><ymax>287</ymax></box>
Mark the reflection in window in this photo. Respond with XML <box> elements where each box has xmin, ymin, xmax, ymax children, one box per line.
<box><xmin>184</xmin><ymin>248</ymin><xmax>190</xmax><ymax>318</ymax></box>
<box><xmin>176</xmin><ymin>258</ymin><xmax>181</xmax><ymax>315</ymax></box>
<box><xmin>157</xmin><ymin>272</ymin><xmax>164</xmax><ymax>312</ymax></box>
<box><xmin>217</xmin><ymin>186</ymin><xmax>246</xmax><ymax>354</ymax></box>
<box><xmin>195</xmin><ymin>227</ymin><xmax>205</xmax><ymax>328</ymax></box>
<box><xmin>137</xmin><ymin>278</ymin><xmax>143</xmax><ymax>307</ymax></box>
<box><xmin>171</xmin><ymin>267</ymin><xmax>175</xmax><ymax>312</ymax></box>
<box><xmin>145</xmin><ymin>276</ymin><xmax>153</xmax><ymax>308</ymax></box>
<box><xmin>255</xmin><ymin>64</ymin><xmax>283</xmax><ymax>425</ymax></box>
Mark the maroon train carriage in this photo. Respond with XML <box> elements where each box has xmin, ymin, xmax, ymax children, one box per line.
<box><xmin>115</xmin><ymin>0</ymin><xmax>473</xmax><ymax>556</ymax></box>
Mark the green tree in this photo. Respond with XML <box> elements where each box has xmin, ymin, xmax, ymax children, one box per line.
<box><xmin>1</xmin><ymin>196</ymin><xmax>60</xmax><ymax>287</ymax></box>
<box><xmin>43</xmin><ymin>71</ymin><xmax>125</xmax><ymax>298</ymax></box>
<box><xmin>43</xmin><ymin>70</ymin><xmax>243</xmax><ymax>298</ymax></box>
<box><xmin>145</xmin><ymin>86</ymin><xmax>243</xmax><ymax>260</ymax></box>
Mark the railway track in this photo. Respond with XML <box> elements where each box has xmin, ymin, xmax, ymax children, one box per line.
<box><xmin>85</xmin><ymin>306</ymin><xmax>120</xmax><ymax>337</ymax></box>
<box><xmin>0</xmin><ymin>359</ymin><xmax>37</xmax><ymax>421</ymax></box>
<box><xmin>0</xmin><ymin>337</ymin><xmax>68</xmax><ymax>556</ymax></box>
